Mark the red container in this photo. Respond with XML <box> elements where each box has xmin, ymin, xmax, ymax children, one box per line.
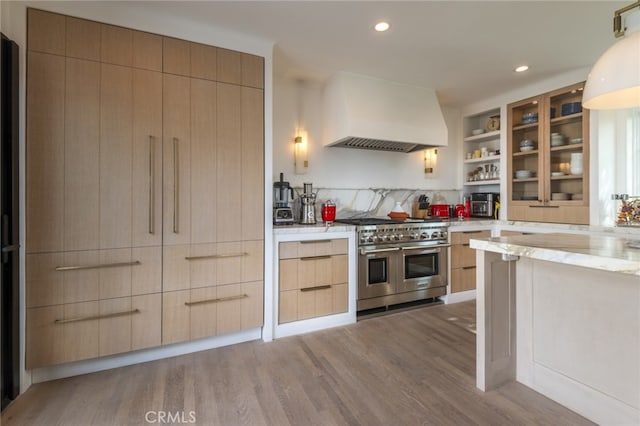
<box><xmin>321</xmin><ymin>200</ymin><xmax>336</xmax><ymax>223</ymax></box>
<box><xmin>430</xmin><ymin>204</ymin><xmax>449</xmax><ymax>218</ymax></box>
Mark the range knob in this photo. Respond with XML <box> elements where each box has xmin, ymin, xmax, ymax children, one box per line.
<box><xmin>371</xmin><ymin>235</ymin><xmax>378</xmax><ymax>243</ymax></box>
<box><xmin>421</xmin><ymin>232</ymin><xmax>430</xmax><ymax>239</ymax></box>
<box><xmin>380</xmin><ymin>234</ymin><xmax>389</xmax><ymax>242</ymax></box>
<box><xmin>441</xmin><ymin>231</ymin><xmax>448</xmax><ymax>239</ymax></box>
<box><xmin>393</xmin><ymin>234</ymin><xmax>402</xmax><ymax>241</ymax></box>
<box><xmin>360</xmin><ymin>236</ymin><xmax>368</xmax><ymax>244</ymax></box>
<box><xmin>430</xmin><ymin>232</ymin><xmax>440</xmax><ymax>239</ymax></box>
<box><xmin>410</xmin><ymin>232</ymin><xmax>419</xmax><ymax>240</ymax></box>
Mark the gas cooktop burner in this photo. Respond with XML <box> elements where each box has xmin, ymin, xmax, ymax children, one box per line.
<box><xmin>335</xmin><ymin>217</ymin><xmax>446</xmax><ymax>226</ymax></box>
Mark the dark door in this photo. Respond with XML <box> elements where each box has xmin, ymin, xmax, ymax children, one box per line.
<box><xmin>1</xmin><ymin>32</ymin><xmax>20</xmax><ymax>411</ymax></box>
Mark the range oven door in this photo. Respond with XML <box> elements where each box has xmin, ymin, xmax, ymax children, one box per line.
<box><xmin>396</xmin><ymin>244</ymin><xmax>449</xmax><ymax>293</ymax></box>
<box><xmin>358</xmin><ymin>246</ymin><xmax>400</xmax><ymax>300</ymax></box>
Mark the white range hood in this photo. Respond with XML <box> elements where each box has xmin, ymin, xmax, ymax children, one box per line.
<box><xmin>323</xmin><ymin>71</ymin><xmax>448</xmax><ymax>153</ymax></box>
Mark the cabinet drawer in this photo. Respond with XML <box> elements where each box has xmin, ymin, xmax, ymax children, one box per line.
<box><xmin>279</xmin><ymin>255</ymin><xmax>348</xmax><ymax>291</ymax></box>
<box><xmin>508</xmin><ymin>204</ymin><xmax>589</xmax><ymax>225</ymax></box>
<box><xmin>450</xmin><ymin>230</ymin><xmax>491</xmax><ymax>245</ymax></box>
<box><xmin>450</xmin><ymin>266</ymin><xmax>477</xmax><ymax>293</ymax></box>
<box><xmin>26</xmin><ymin>247</ymin><xmax>161</xmax><ymax>308</ymax></box>
<box><xmin>450</xmin><ymin>244</ymin><xmax>477</xmax><ymax>269</ymax></box>
<box><xmin>163</xmin><ymin>240</ymin><xmax>263</xmax><ymax>292</ymax></box>
<box><xmin>162</xmin><ymin>281</ymin><xmax>263</xmax><ymax>345</ymax></box>
<box><xmin>279</xmin><ymin>283</ymin><xmax>348</xmax><ymax>324</ymax></box>
<box><xmin>26</xmin><ymin>293</ymin><xmax>161</xmax><ymax>369</ymax></box>
<box><xmin>279</xmin><ymin>238</ymin><xmax>348</xmax><ymax>259</ymax></box>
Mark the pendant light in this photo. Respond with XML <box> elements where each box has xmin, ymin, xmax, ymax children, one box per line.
<box><xmin>583</xmin><ymin>1</ymin><xmax>640</xmax><ymax>110</ymax></box>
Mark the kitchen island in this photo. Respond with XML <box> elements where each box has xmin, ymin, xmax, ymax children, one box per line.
<box><xmin>470</xmin><ymin>233</ymin><xmax>640</xmax><ymax>425</ymax></box>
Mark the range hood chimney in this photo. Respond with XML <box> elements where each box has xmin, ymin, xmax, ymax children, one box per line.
<box><xmin>323</xmin><ymin>72</ymin><xmax>448</xmax><ymax>153</ymax></box>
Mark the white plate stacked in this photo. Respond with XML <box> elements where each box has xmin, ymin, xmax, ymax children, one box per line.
<box><xmin>519</xmin><ymin>139</ymin><xmax>535</xmax><ymax>152</ymax></box>
<box><xmin>514</xmin><ymin>170</ymin><xmax>534</xmax><ymax>179</ymax></box>
<box><xmin>551</xmin><ymin>192</ymin><xmax>570</xmax><ymax>200</ymax></box>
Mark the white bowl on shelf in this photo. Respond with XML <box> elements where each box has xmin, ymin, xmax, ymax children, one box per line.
<box><xmin>551</xmin><ymin>172</ymin><xmax>565</xmax><ymax>177</ymax></box>
<box><xmin>520</xmin><ymin>146</ymin><xmax>535</xmax><ymax>152</ymax></box>
<box><xmin>471</xmin><ymin>128</ymin><xmax>485</xmax><ymax>136</ymax></box>
<box><xmin>571</xmin><ymin>193</ymin><xmax>583</xmax><ymax>200</ymax></box>
<box><xmin>551</xmin><ymin>192</ymin><xmax>570</xmax><ymax>200</ymax></box>
<box><xmin>514</xmin><ymin>170</ymin><xmax>534</xmax><ymax>179</ymax></box>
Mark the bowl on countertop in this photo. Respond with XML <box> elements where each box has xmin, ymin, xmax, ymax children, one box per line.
<box><xmin>388</xmin><ymin>212</ymin><xmax>409</xmax><ymax>221</ymax></box>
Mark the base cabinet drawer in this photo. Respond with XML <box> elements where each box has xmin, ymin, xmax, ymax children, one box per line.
<box><xmin>450</xmin><ymin>267</ymin><xmax>476</xmax><ymax>293</ymax></box>
<box><xmin>162</xmin><ymin>281</ymin><xmax>263</xmax><ymax>345</ymax></box>
<box><xmin>450</xmin><ymin>230</ymin><xmax>490</xmax><ymax>293</ymax></box>
<box><xmin>26</xmin><ymin>293</ymin><xmax>161</xmax><ymax>369</ymax></box>
<box><xmin>279</xmin><ymin>283</ymin><xmax>348</xmax><ymax>324</ymax></box>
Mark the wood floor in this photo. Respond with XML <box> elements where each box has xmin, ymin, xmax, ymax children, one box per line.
<box><xmin>2</xmin><ymin>300</ymin><xmax>593</xmax><ymax>426</ymax></box>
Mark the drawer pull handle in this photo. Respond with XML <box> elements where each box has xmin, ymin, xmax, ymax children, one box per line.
<box><xmin>462</xmin><ymin>231</ymin><xmax>483</xmax><ymax>234</ymax></box>
<box><xmin>185</xmin><ymin>294</ymin><xmax>248</xmax><ymax>306</ymax></box>
<box><xmin>55</xmin><ymin>260</ymin><xmax>141</xmax><ymax>271</ymax></box>
<box><xmin>300</xmin><ymin>240</ymin><xmax>332</xmax><ymax>244</ymax></box>
<box><xmin>300</xmin><ymin>255</ymin><xmax>331</xmax><ymax>261</ymax></box>
<box><xmin>528</xmin><ymin>205</ymin><xmax>560</xmax><ymax>208</ymax></box>
<box><xmin>185</xmin><ymin>252</ymin><xmax>248</xmax><ymax>261</ymax></box>
<box><xmin>300</xmin><ymin>285</ymin><xmax>331</xmax><ymax>292</ymax></box>
<box><xmin>54</xmin><ymin>308</ymin><xmax>140</xmax><ymax>324</ymax></box>
<box><xmin>462</xmin><ymin>243</ymin><xmax>470</xmax><ymax>247</ymax></box>
<box><xmin>173</xmin><ymin>137</ymin><xmax>179</xmax><ymax>234</ymax></box>
<box><xmin>462</xmin><ymin>266</ymin><xmax>477</xmax><ymax>270</ymax></box>
<box><xmin>148</xmin><ymin>135</ymin><xmax>156</xmax><ymax>235</ymax></box>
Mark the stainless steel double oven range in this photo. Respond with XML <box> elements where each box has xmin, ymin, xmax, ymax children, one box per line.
<box><xmin>335</xmin><ymin>218</ymin><xmax>450</xmax><ymax>311</ymax></box>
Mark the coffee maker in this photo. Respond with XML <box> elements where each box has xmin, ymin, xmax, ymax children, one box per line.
<box><xmin>273</xmin><ymin>173</ymin><xmax>295</xmax><ymax>225</ymax></box>
<box><xmin>299</xmin><ymin>183</ymin><xmax>317</xmax><ymax>224</ymax></box>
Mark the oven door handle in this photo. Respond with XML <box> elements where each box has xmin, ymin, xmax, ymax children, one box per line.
<box><xmin>400</xmin><ymin>244</ymin><xmax>450</xmax><ymax>252</ymax></box>
<box><xmin>359</xmin><ymin>247</ymin><xmax>401</xmax><ymax>255</ymax></box>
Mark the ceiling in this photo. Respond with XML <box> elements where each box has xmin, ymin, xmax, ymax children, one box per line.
<box><xmin>128</xmin><ymin>1</ymin><xmax>626</xmax><ymax>107</ymax></box>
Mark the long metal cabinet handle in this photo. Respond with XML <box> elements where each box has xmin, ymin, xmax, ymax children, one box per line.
<box><xmin>462</xmin><ymin>266</ymin><xmax>477</xmax><ymax>270</ymax></box>
<box><xmin>148</xmin><ymin>135</ymin><xmax>155</xmax><ymax>234</ymax></box>
<box><xmin>54</xmin><ymin>308</ymin><xmax>140</xmax><ymax>324</ymax></box>
<box><xmin>173</xmin><ymin>137</ymin><xmax>179</xmax><ymax>234</ymax></box>
<box><xmin>55</xmin><ymin>260</ymin><xmax>141</xmax><ymax>271</ymax></box>
<box><xmin>185</xmin><ymin>252</ymin><xmax>248</xmax><ymax>261</ymax></box>
<box><xmin>300</xmin><ymin>255</ymin><xmax>331</xmax><ymax>261</ymax></box>
<box><xmin>300</xmin><ymin>240</ymin><xmax>332</xmax><ymax>244</ymax></box>
<box><xmin>400</xmin><ymin>245</ymin><xmax>449</xmax><ymax>251</ymax></box>
<box><xmin>528</xmin><ymin>205</ymin><xmax>560</xmax><ymax>208</ymax></box>
<box><xmin>300</xmin><ymin>285</ymin><xmax>331</xmax><ymax>292</ymax></box>
<box><xmin>359</xmin><ymin>247</ymin><xmax>401</xmax><ymax>255</ymax></box>
<box><xmin>184</xmin><ymin>294</ymin><xmax>248</xmax><ymax>306</ymax></box>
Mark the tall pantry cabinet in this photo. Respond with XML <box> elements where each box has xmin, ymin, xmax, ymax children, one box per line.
<box><xmin>25</xmin><ymin>9</ymin><xmax>264</xmax><ymax>369</ymax></box>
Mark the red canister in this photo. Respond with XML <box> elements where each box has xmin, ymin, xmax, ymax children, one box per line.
<box><xmin>321</xmin><ymin>200</ymin><xmax>336</xmax><ymax>224</ymax></box>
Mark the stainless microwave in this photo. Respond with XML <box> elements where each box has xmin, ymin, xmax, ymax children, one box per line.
<box><xmin>470</xmin><ymin>192</ymin><xmax>499</xmax><ymax>218</ymax></box>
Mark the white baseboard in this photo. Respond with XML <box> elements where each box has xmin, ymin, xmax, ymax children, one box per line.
<box><xmin>442</xmin><ymin>289</ymin><xmax>476</xmax><ymax>304</ymax></box>
<box><xmin>274</xmin><ymin>312</ymin><xmax>356</xmax><ymax>339</ymax></box>
<box><xmin>30</xmin><ymin>328</ymin><xmax>262</xmax><ymax>384</ymax></box>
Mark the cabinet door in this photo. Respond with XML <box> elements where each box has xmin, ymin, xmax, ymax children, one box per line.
<box><xmin>190</xmin><ymin>78</ymin><xmax>218</xmax><ymax>244</ymax></box>
<box><xmin>216</xmin><ymin>83</ymin><xmax>242</xmax><ymax>242</ymax></box>
<box><xmin>100</xmin><ymin>63</ymin><xmax>133</xmax><ymax>249</ymax></box>
<box><xmin>451</xmin><ymin>267</ymin><xmax>477</xmax><ymax>293</ymax></box>
<box><xmin>26</xmin><ymin>52</ymin><xmax>65</xmax><ymax>253</ymax></box>
<box><xmin>132</xmin><ymin>69</ymin><xmax>163</xmax><ymax>247</ymax></box>
<box><xmin>163</xmin><ymin>74</ymin><xmax>191</xmax><ymax>245</ymax></box>
<box><xmin>241</xmin><ymin>87</ymin><xmax>264</xmax><ymax>240</ymax></box>
<box><xmin>26</xmin><ymin>305</ymin><xmax>64</xmax><ymax>368</ymax></box>
<box><xmin>65</xmin><ymin>58</ymin><xmax>100</xmax><ymax>251</ymax></box>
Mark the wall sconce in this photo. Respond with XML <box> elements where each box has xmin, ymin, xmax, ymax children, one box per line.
<box><xmin>294</xmin><ymin>130</ymin><xmax>308</xmax><ymax>174</ymax></box>
<box><xmin>583</xmin><ymin>1</ymin><xmax>640</xmax><ymax>109</ymax></box>
<box><xmin>424</xmin><ymin>148</ymin><xmax>438</xmax><ymax>175</ymax></box>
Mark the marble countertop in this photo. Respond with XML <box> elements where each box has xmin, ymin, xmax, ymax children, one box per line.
<box><xmin>470</xmin><ymin>232</ymin><xmax>640</xmax><ymax>276</ymax></box>
<box><xmin>273</xmin><ymin>222</ymin><xmax>355</xmax><ymax>235</ymax></box>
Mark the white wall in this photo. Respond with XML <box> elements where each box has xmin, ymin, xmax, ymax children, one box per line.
<box><xmin>273</xmin><ymin>66</ymin><xmax>460</xmax><ymax>190</ymax></box>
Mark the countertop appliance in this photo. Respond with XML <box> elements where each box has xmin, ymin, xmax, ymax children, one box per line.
<box><xmin>334</xmin><ymin>217</ymin><xmax>450</xmax><ymax>312</ymax></box>
<box><xmin>470</xmin><ymin>192</ymin><xmax>499</xmax><ymax>218</ymax></box>
<box><xmin>273</xmin><ymin>173</ymin><xmax>295</xmax><ymax>225</ymax></box>
<box><xmin>299</xmin><ymin>183</ymin><xmax>317</xmax><ymax>224</ymax></box>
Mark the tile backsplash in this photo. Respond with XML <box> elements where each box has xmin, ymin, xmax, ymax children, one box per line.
<box><xmin>291</xmin><ymin>187</ymin><xmax>463</xmax><ymax>218</ymax></box>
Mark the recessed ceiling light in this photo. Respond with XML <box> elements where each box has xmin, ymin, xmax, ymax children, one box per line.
<box><xmin>515</xmin><ymin>65</ymin><xmax>529</xmax><ymax>73</ymax></box>
<box><xmin>374</xmin><ymin>21</ymin><xmax>390</xmax><ymax>32</ymax></box>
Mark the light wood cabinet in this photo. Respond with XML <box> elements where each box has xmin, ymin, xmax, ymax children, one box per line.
<box><xmin>278</xmin><ymin>239</ymin><xmax>349</xmax><ymax>323</ymax></box>
<box><xmin>507</xmin><ymin>82</ymin><xmax>589</xmax><ymax>224</ymax></box>
<box><xmin>450</xmin><ymin>230</ymin><xmax>491</xmax><ymax>293</ymax></box>
<box><xmin>26</xmin><ymin>9</ymin><xmax>264</xmax><ymax>368</ymax></box>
